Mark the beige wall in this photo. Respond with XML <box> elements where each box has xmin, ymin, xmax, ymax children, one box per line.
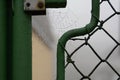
<box><xmin>32</xmin><ymin>31</ymin><xmax>53</xmax><ymax>80</ymax></box>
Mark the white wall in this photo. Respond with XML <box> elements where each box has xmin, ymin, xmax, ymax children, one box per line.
<box><xmin>32</xmin><ymin>0</ymin><xmax>120</xmax><ymax>80</ymax></box>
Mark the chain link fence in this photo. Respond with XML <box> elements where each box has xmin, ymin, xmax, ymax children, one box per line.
<box><xmin>58</xmin><ymin>0</ymin><xmax>120</xmax><ymax>80</ymax></box>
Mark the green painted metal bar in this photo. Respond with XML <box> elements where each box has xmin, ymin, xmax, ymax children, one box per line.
<box><xmin>57</xmin><ymin>0</ymin><xmax>100</xmax><ymax>80</ymax></box>
<box><xmin>12</xmin><ymin>0</ymin><xmax>32</xmax><ymax>80</ymax></box>
<box><xmin>6</xmin><ymin>0</ymin><xmax>13</xmax><ymax>80</ymax></box>
<box><xmin>0</xmin><ymin>0</ymin><xmax>7</xmax><ymax>80</ymax></box>
<box><xmin>46</xmin><ymin>0</ymin><xmax>67</xmax><ymax>8</ymax></box>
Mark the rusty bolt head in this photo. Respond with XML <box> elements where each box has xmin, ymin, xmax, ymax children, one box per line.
<box><xmin>37</xmin><ymin>1</ymin><xmax>44</xmax><ymax>8</ymax></box>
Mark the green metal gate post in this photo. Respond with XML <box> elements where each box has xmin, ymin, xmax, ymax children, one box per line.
<box><xmin>0</xmin><ymin>0</ymin><xmax>7</xmax><ymax>80</ymax></box>
<box><xmin>12</xmin><ymin>0</ymin><xmax>32</xmax><ymax>80</ymax></box>
<box><xmin>1</xmin><ymin>0</ymin><xmax>32</xmax><ymax>80</ymax></box>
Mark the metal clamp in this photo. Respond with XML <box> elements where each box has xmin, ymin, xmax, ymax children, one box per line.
<box><xmin>24</xmin><ymin>0</ymin><xmax>46</xmax><ymax>15</ymax></box>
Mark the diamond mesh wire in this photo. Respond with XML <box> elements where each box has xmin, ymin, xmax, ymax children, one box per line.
<box><xmin>59</xmin><ymin>0</ymin><xmax>120</xmax><ymax>80</ymax></box>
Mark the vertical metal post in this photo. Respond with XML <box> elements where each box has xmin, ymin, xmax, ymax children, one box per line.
<box><xmin>6</xmin><ymin>0</ymin><xmax>13</xmax><ymax>80</ymax></box>
<box><xmin>0</xmin><ymin>0</ymin><xmax>7</xmax><ymax>80</ymax></box>
<box><xmin>12</xmin><ymin>0</ymin><xmax>32</xmax><ymax>80</ymax></box>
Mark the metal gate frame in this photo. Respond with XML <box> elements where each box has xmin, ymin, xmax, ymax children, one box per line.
<box><xmin>57</xmin><ymin>0</ymin><xmax>120</xmax><ymax>80</ymax></box>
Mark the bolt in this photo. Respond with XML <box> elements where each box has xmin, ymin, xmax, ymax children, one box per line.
<box><xmin>37</xmin><ymin>1</ymin><xmax>44</xmax><ymax>8</ymax></box>
<box><xmin>26</xmin><ymin>2</ymin><xmax>31</xmax><ymax>7</ymax></box>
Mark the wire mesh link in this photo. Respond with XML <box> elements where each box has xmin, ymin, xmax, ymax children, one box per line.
<box><xmin>59</xmin><ymin>0</ymin><xmax>120</xmax><ymax>80</ymax></box>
